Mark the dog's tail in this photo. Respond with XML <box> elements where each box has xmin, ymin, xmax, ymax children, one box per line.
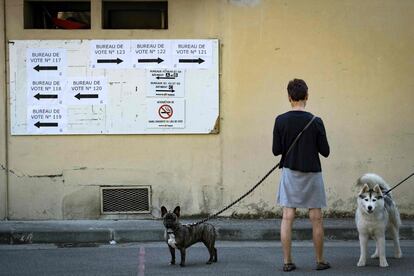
<box><xmin>356</xmin><ymin>173</ymin><xmax>391</xmax><ymax>194</ymax></box>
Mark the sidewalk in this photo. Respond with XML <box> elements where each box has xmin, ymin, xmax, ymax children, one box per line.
<box><xmin>0</xmin><ymin>218</ymin><xmax>413</xmax><ymax>244</ymax></box>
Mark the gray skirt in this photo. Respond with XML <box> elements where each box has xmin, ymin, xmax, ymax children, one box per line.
<box><xmin>277</xmin><ymin>168</ymin><xmax>327</xmax><ymax>208</ymax></box>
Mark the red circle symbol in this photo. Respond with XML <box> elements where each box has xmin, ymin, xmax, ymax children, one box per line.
<box><xmin>158</xmin><ymin>104</ymin><xmax>173</xmax><ymax>119</ymax></box>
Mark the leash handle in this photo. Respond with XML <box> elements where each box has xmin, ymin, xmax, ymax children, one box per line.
<box><xmin>384</xmin><ymin>172</ymin><xmax>414</xmax><ymax>195</ymax></box>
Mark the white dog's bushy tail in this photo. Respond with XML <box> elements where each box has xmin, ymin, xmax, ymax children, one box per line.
<box><xmin>356</xmin><ymin>173</ymin><xmax>391</xmax><ymax>192</ymax></box>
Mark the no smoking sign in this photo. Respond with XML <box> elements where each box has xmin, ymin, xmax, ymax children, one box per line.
<box><xmin>158</xmin><ymin>104</ymin><xmax>173</xmax><ymax>119</ymax></box>
<box><xmin>147</xmin><ymin>99</ymin><xmax>185</xmax><ymax>129</ymax></box>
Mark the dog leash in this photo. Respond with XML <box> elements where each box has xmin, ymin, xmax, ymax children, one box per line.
<box><xmin>189</xmin><ymin>115</ymin><xmax>317</xmax><ymax>226</ymax></box>
<box><xmin>384</xmin><ymin>172</ymin><xmax>414</xmax><ymax>195</ymax></box>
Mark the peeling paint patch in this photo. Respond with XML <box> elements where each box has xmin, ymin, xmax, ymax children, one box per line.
<box><xmin>1</xmin><ymin>164</ymin><xmax>63</xmax><ymax>178</ymax></box>
<box><xmin>73</xmin><ymin>167</ymin><xmax>88</xmax><ymax>171</ymax></box>
<box><xmin>229</xmin><ymin>0</ymin><xmax>261</xmax><ymax>7</ymax></box>
<box><xmin>28</xmin><ymin>174</ymin><xmax>63</xmax><ymax>178</ymax></box>
<box><xmin>229</xmin><ymin>210</ymin><xmax>359</xmax><ymax>219</ymax></box>
<box><xmin>0</xmin><ymin>164</ymin><xmax>21</xmax><ymax>177</ymax></box>
<box><xmin>231</xmin><ymin>211</ymin><xmax>277</xmax><ymax>219</ymax></box>
<box><xmin>199</xmin><ymin>184</ymin><xmax>224</xmax><ymax>214</ymax></box>
<box><xmin>210</xmin><ymin>116</ymin><xmax>220</xmax><ymax>134</ymax></box>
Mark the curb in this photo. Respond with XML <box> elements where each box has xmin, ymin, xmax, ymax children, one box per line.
<box><xmin>0</xmin><ymin>225</ymin><xmax>412</xmax><ymax>244</ymax></box>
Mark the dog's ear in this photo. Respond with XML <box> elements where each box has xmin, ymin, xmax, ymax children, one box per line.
<box><xmin>161</xmin><ymin>206</ymin><xmax>168</xmax><ymax>217</ymax></box>
<box><xmin>373</xmin><ymin>184</ymin><xmax>383</xmax><ymax>196</ymax></box>
<box><xmin>173</xmin><ymin>206</ymin><xmax>181</xmax><ymax>217</ymax></box>
<box><xmin>359</xmin><ymin>183</ymin><xmax>370</xmax><ymax>194</ymax></box>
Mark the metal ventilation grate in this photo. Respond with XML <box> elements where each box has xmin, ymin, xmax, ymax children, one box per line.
<box><xmin>101</xmin><ymin>186</ymin><xmax>151</xmax><ymax>214</ymax></box>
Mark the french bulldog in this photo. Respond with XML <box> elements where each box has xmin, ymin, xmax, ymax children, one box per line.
<box><xmin>161</xmin><ymin>206</ymin><xmax>218</xmax><ymax>267</ymax></box>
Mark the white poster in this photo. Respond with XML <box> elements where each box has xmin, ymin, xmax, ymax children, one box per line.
<box><xmin>65</xmin><ymin>77</ymin><xmax>108</xmax><ymax>105</ymax></box>
<box><xmin>146</xmin><ymin>69</ymin><xmax>185</xmax><ymax>97</ymax></box>
<box><xmin>172</xmin><ymin>40</ymin><xmax>213</xmax><ymax>69</ymax></box>
<box><xmin>147</xmin><ymin>99</ymin><xmax>185</xmax><ymax>128</ymax></box>
<box><xmin>90</xmin><ymin>40</ymin><xmax>131</xmax><ymax>69</ymax></box>
<box><xmin>27</xmin><ymin>48</ymin><xmax>66</xmax><ymax>78</ymax></box>
<box><xmin>27</xmin><ymin>78</ymin><xmax>65</xmax><ymax>106</ymax></box>
<box><xmin>132</xmin><ymin>40</ymin><xmax>172</xmax><ymax>69</ymax></box>
<box><xmin>27</xmin><ymin>105</ymin><xmax>67</xmax><ymax>134</ymax></box>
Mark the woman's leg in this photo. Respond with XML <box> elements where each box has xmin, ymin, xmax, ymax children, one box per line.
<box><xmin>281</xmin><ymin>207</ymin><xmax>296</xmax><ymax>264</ymax></box>
<box><xmin>309</xmin><ymin>208</ymin><xmax>325</xmax><ymax>262</ymax></box>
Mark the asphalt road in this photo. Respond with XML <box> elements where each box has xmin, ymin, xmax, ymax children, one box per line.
<box><xmin>0</xmin><ymin>241</ymin><xmax>413</xmax><ymax>276</ymax></box>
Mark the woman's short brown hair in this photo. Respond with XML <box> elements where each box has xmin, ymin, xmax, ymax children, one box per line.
<box><xmin>287</xmin><ymin>79</ymin><xmax>308</xmax><ymax>101</ymax></box>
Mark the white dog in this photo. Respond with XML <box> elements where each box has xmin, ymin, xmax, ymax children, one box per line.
<box><xmin>355</xmin><ymin>173</ymin><xmax>402</xmax><ymax>267</ymax></box>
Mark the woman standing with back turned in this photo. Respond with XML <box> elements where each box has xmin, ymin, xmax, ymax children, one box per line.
<box><xmin>272</xmin><ymin>79</ymin><xmax>330</xmax><ymax>272</ymax></box>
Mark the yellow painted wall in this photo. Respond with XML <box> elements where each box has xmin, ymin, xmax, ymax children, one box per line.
<box><xmin>0</xmin><ymin>0</ymin><xmax>7</xmax><ymax>219</ymax></box>
<box><xmin>2</xmin><ymin>0</ymin><xmax>414</xmax><ymax>219</ymax></box>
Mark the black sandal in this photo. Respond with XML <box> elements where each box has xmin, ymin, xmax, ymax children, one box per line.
<box><xmin>316</xmin><ymin>261</ymin><xmax>331</xmax><ymax>270</ymax></box>
<box><xmin>283</xmin><ymin>263</ymin><xmax>296</xmax><ymax>272</ymax></box>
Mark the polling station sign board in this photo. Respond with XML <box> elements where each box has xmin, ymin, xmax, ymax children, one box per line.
<box><xmin>9</xmin><ymin>40</ymin><xmax>219</xmax><ymax>135</ymax></box>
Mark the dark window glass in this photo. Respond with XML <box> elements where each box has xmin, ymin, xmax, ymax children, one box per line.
<box><xmin>102</xmin><ymin>1</ymin><xmax>168</xmax><ymax>29</ymax></box>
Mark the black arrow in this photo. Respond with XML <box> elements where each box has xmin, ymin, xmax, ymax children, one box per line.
<box><xmin>34</xmin><ymin>93</ymin><xmax>58</xmax><ymax>100</ymax></box>
<box><xmin>34</xmin><ymin>121</ymin><xmax>58</xmax><ymax>128</ymax></box>
<box><xmin>75</xmin><ymin>93</ymin><xmax>99</xmax><ymax>100</ymax></box>
<box><xmin>138</xmin><ymin>58</ymin><xmax>164</xmax><ymax>64</ymax></box>
<box><xmin>156</xmin><ymin>89</ymin><xmax>175</xmax><ymax>93</ymax></box>
<box><xmin>97</xmin><ymin>58</ymin><xmax>123</xmax><ymax>64</ymax></box>
<box><xmin>33</xmin><ymin>65</ymin><xmax>58</xmax><ymax>72</ymax></box>
<box><xmin>179</xmin><ymin>58</ymin><xmax>205</xmax><ymax>64</ymax></box>
<box><xmin>156</xmin><ymin>76</ymin><xmax>176</xmax><ymax>80</ymax></box>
